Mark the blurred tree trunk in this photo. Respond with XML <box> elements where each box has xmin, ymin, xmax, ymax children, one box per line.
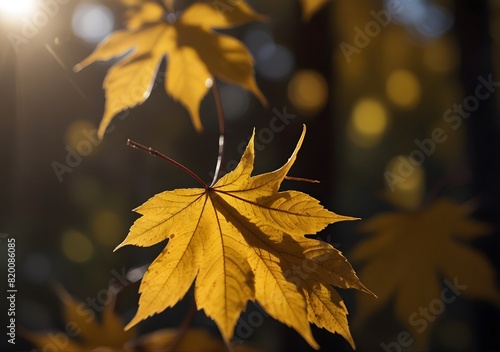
<box><xmin>291</xmin><ymin>5</ymin><xmax>349</xmax><ymax>351</ymax></box>
<box><xmin>0</xmin><ymin>32</ymin><xmax>17</xmax><ymax>231</ymax></box>
<box><xmin>456</xmin><ymin>0</ymin><xmax>500</xmax><ymax>214</ymax></box>
<box><xmin>455</xmin><ymin>1</ymin><xmax>500</xmax><ymax>350</ymax></box>
<box><xmin>294</xmin><ymin>4</ymin><xmax>335</xmax><ymax>205</ymax></box>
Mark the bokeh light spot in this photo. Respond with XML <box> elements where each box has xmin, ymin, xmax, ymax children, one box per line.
<box><xmin>244</xmin><ymin>28</ymin><xmax>274</xmax><ymax>57</ymax></box>
<box><xmin>0</xmin><ymin>0</ymin><xmax>35</xmax><ymax>16</ymax></box>
<box><xmin>288</xmin><ymin>70</ymin><xmax>328</xmax><ymax>116</ymax></box>
<box><xmin>72</xmin><ymin>3</ymin><xmax>114</xmax><ymax>44</ymax></box>
<box><xmin>385</xmin><ymin>155</ymin><xmax>425</xmax><ymax>209</ymax></box>
<box><xmin>127</xmin><ymin>266</ymin><xmax>147</xmax><ymax>283</ymax></box>
<box><xmin>65</xmin><ymin>119</ymin><xmax>97</xmax><ymax>150</ymax></box>
<box><xmin>90</xmin><ymin>209</ymin><xmax>124</xmax><ymax>247</ymax></box>
<box><xmin>220</xmin><ymin>85</ymin><xmax>250</xmax><ymax>121</ymax></box>
<box><xmin>61</xmin><ymin>230</ymin><xmax>94</xmax><ymax>263</ymax></box>
<box><xmin>385</xmin><ymin>0</ymin><xmax>453</xmax><ymax>38</ymax></box>
<box><xmin>349</xmin><ymin>98</ymin><xmax>389</xmax><ymax>147</ymax></box>
<box><xmin>255</xmin><ymin>44</ymin><xmax>294</xmax><ymax>81</ymax></box>
<box><xmin>386</xmin><ymin>70</ymin><xmax>421</xmax><ymax>108</ymax></box>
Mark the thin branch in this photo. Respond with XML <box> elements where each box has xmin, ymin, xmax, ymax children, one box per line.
<box><xmin>127</xmin><ymin>139</ymin><xmax>208</xmax><ymax>188</ymax></box>
<box><xmin>284</xmin><ymin>176</ymin><xmax>320</xmax><ymax>183</ymax></box>
<box><xmin>210</xmin><ymin>79</ymin><xmax>226</xmax><ymax>186</ymax></box>
<box><xmin>167</xmin><ymin>298</ymin><xmax>198</xmax><ymax>352</ymax></box>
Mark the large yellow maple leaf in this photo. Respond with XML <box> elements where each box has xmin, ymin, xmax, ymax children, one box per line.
<box><xmin>75</xmin><ymin>0</ymin><xmax>266</xmax><ymax>138</ymax></box>
<box><xmin>351</xmin><ymin>199</ymin><xmax>500</xmax><ymax>348</ymax></box>
<box><xmin>116</xmin><ymin>125</ymin><xmax>373</xmax><ymax>349</ymax></box>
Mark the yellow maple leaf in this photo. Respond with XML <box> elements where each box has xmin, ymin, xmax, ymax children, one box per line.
<box><xmin>75</xmin><ymin>0</ymin><xmax>266</xmax><ymax>138</ymax></box>
<box><xmin>300</xmin><ymin>0</ymin><xmax>330</xmax><ymax>21</ymax></box>
<box><xmin>23</xmin><ymin>286</ymin><xmax>135</xmax><ymax>352</ymax></box>
<box><xmin>351</xmin><ymin>199</ymin><xmax>500</xmax><ymax>348</ymax></box>
<box><xmin>116</xmin><ymin>125</ymin><xmax>373</xmax><ymax>349</ymax></box>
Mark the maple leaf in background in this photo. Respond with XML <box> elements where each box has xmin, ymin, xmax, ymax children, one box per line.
<box><xmin>115</xmin><ymin>125</ymin><xmax>374</xmax><ymax>349</ymax></box>
<box><xmin>131</xmin><ymin>328</ymin><xmax>259</xmax><ymax>352</ymax></box>
<box><xmin>351</xmin><ymin>199</ymin><xmax>500</xmax><ymax>348</ymax></box>
<box><xmin>300</xmin><ymin>0</ymin><xmax>330</xmax><ymax>21</ymax></box>
<box><xmin>22</xmin><ymin>286</ymin><xmax>259</xmax><ymax>352</ymax></box>
<box><xmin>75</xmin><ymin>0</ymin><xmax>266</xmax><ymax>138</ymax></box>
<box><xmin>23</xmin><ymin>286</ymin><xmax>135</xmax><ymax>352</ymax></box>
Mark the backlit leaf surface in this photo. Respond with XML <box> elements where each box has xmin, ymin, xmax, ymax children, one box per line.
<box><xmin>76</xmin><ymin>0</ymin><xmax>266</xmax><ymax>138</ymax></box>
<box><xmin>117</xmin><ymin>125</ymin><xmax>373</xmax><ymax>349</ymax></box>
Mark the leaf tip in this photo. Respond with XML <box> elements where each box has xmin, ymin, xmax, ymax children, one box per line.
<box><xmin>361</xmin><ymin>284</ymin><xmax>377</xmax><ymax>298</ymax></box>
<box><xmin>260</xmin><ymin>95</ymin><xmax>269</xmax><ymax>107</ymax></box>
<box><xmin>195</xmin><ymin>123</ymin><xmax>204</xmax><ymax>133</ymax></box>
<box><xmin>113</xmin><ymin>241</ymin><xmax>127</xmax><ymax>252</ymax></box>
<box><xmin>97</xmin><ymin>122</ymin><xmax>108</xmax><ymax>140</ymax></box>
<box><xmin>124</xmin><ymin>320</ymin><xmax>137</xmax><ymax>331</ymax></box>
<box><xmin>309</xmin><ymin>338</ymin><xmax>320</xmax><ymax>350</ymax></box>
<box><xmin>124</xmin><ymin>310</ymin><xmax>147</xmax><ymax>331</ymax></box>
<box><xmin>53</xmin><ymin>281</ymin><xmax>71</xmax><ymax>302</ymax></box>
<box><xmin>257</xmin><ymin>14</ymin><xmax>271</xmax><ymax>23</ymax></box>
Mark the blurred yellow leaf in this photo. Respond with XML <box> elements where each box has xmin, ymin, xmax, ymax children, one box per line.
<box><xmin>23</xmin><ymin>287</ymin><xmax>135</xmax><ymax>352</ymax></box>
<box><xmin>116</xmin><ymin>125</ymin><xmax>373</xmax><ymax>349</ymax></box>
<box><xmin>300</xmin><ymin>0</ymin><xmax>330</xmax><ymax>21</ymax></box>
<box><xmin>132</xmin><ymin>328</ymin><xmax>222</xmax><ymax>351</ymax></box>
<box><xmin>351</xmin><ymin>198</ymin><xmax>500</xmax><ymax>348</ymax></box>
<box><xmin>75</xmin><ymin>0</ymin><xmax>266</xmax><ymax>138</ymax></box>
<box><xmin>131</xmin><ymin>328</ymin><xmax>260</xmax><ymax>352</ymax></box>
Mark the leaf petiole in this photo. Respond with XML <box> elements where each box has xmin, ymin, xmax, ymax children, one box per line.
<box><xmin>210</xmin><ymin>80</ymin><xmax>226</xmax><ymax>187</ymax></box>
<box><xmin>127</xmin><ymin>139</ymin><xmax>208</xmax><ymax>189</ymax></box>
<box><xmin>166</xmin><ymin>298</ymin><xmax>197</xmax><ymax>352</ymax></box>
<box><xmin>284</xmin><ymin>176</ymin><xmax>320</xmax><ymax>183</ymax></box>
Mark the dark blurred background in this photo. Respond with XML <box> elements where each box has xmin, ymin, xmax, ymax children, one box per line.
<box><xmin>1</xmin><ymin>0</ymin><xmax>499</xmax><ymax>351</ymax></box>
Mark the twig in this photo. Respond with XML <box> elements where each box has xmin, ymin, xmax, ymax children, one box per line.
<box><xmin>167</xmin><ymin>298</ymin><xmax>198</xmax><ymax>352</ymax></box>
<box><xmin>210</xmin><ymin>79</ymin><xmax>226</xmax><ymax>186</ymax></box>
<box><xmin>284</xmin><ymin>176</ymin><xmax>320</xmax><ymax>183</ymax></box>
<box><xmin>127</xmin><ymin>139</ymin><xmax>208</xmax><ymax>188</ymax></box>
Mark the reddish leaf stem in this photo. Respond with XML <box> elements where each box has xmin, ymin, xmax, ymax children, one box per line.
<box><xmin>127</xmin><ymin>139</ymin><xmax>208</xmax><ymax>188</ymax></box>
<box><xmin>210</xmin><ymin>79</ymin><xmax>226</xmax><ymax>186</ymax></box>
<box><xmin>284</xmin><ymin>176</ymin><xmax>320</xmax><ymax>183</ymax></box>
<box><xmin>167</xmin><ymin>298</ymin><xmax>198</xmax><ymax>352</ymax></box>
